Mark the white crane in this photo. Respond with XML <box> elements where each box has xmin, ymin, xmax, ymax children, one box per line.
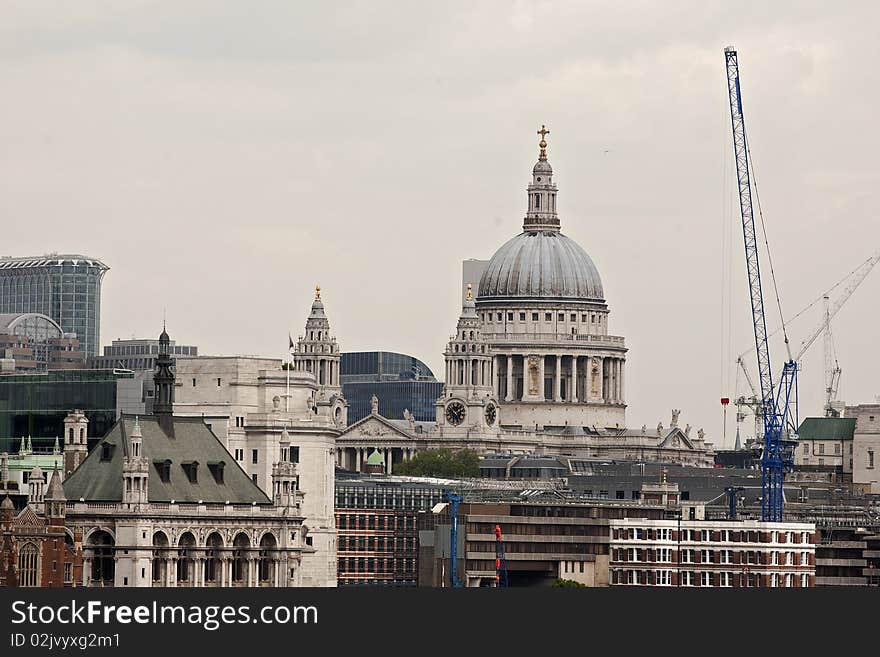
<box><xmin>733</xmin><ymin>249</ymin><xmax>880</xmax><ymax>441</ymax></box>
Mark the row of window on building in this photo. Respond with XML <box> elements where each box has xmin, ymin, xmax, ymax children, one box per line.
<box><xmin>611</xmin><ymin>570</ymin><xmax>811</xmax><ymax>587</ymax></box>
<box><xmin>337</xmin><ymin>513</ymin><xmax>417</xmax><ymax>531</ymax></box>
<box><xmin>338</xmin><ymin>535</ymin><xmax>417</xmax><ymax>552</ymax></box>
<box><xmin>613</xmin><ymin>528</ymin><xmax>813</xmax><ymax>544</ymax></box>
<box><xmin>615</xmin><ymin>548</ymin><xmax>812</xmax><ymax>566</ymax></box>
<box><xmin>482</xmin><ymin>311</ymin><xmax>605</xmax><ymax>326</ymax></box>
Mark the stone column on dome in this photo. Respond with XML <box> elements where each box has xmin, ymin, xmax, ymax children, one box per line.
<box><xmin>615</xmin><ymin>359</ymin><xmax>621</xmax><ymax>403</ymax></box>
<box><xmin>538</xmin><ymin>355</ymin><xmax>546</xmax><ymax>401</ymax></box>
<box><xmin>554</xmin><ymin>355</ymin><xmax>562</xmax><ymax>402</ymax></box>
<box><xmin>506</xmin><ymin>355</ymin><xmax>514</xmax><ymax>402</ymax></box>
<box><xmin>620</xmin><ymin>359</ymin><xmax>626</xmax><ymax>404</ymax></box>
<box><xmin>571</xmin><ymin>355</ymin><xmax>578</xmax><ymax>403</ymax></box>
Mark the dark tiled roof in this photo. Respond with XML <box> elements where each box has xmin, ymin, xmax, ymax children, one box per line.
<box><xmin>797</xmin><ymin>417</ymin><xmax>856</xmax><ymax>441</ymax></box>
<box><xmin>63</xmin><ymin>415</ymin><xmax>271</xmax><ymax>504</ymax></box>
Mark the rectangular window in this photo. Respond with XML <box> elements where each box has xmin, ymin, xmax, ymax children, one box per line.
<box><xmin>701</xmin><ymin>549</ymin><xmax>714</xmax><ymax>563</ymax></box>
<box><xmin>835</xmin><ymin>443</ymin><xmax>841</xmax><ymax>455</ymax></box>
<box><xmin>217</xmin><ymin>378</ymin><xmax>221</xmax><ymax>387</ymax></box>
<box><xmin>507</xmin><ymin>312</ymin><xmax>513</xmax><ymax>321</ymax></box>
<box><xmin>545</xmin><ymin>313</ymin><xmax>552</xmax><ymax>322</ymax></box>
<box><xmin>234</xmin><ymin>449</ymin><xmax>243</xmax><ymax>461</ymax></box>
<box><xmin>558</xmin><ymin>313</ymin><xmax>564</xmax><ymax>321</ymax></box>
<box><xmin>519</xmin><ymin>312</ymin><xmax>526</xmax><ymax>321</ymax></box>
<box><xmin>803</xmin><ymin>443</ymin><xmax>809</xmax><ymax>453</ymax></box>
<box><xmin>532</xmin><ymin>312</ymin><xmax>539</xmax><ymax>321</ymax></box>
<box><xmin>868</xmin><ymin>450</ymin><xmax>875</xmax><ymax>469</ymax></box>
<box><xmin>701</xmin><ymin>572</ymin><xmax>712</xmax><ymax>587</ymax></box>
<box><xmin>251</xmin><ymin>474</ymin><xmax>258</xmax><ymax>484</ymax></box>
<box><xmin>570</xmin><ymin>313</ymin><xmax>576</xmax><ymax>322</ymax></box>
<box><xmin>252</xmin><ymin>449</ymin><xmax>259</xmax><ymax>464</ymax></box>
<box><xmin>497</xmin><ymin>312</ymin><xmax>502</xmax><ymax>321</ymax></box>
<box><xmin>818</xmin><ymin>443</ymin><xmax>825</xmax><ymax>455</ymax></box>
<box><xmin>192</xmin><ymin>378</ymin><xmax>196</xmax><ymax>387</ymax></box>
<box><xmin>658</xmin><ymin>548</ymin><xmax>671</xmax><ymax>563</ymax></box>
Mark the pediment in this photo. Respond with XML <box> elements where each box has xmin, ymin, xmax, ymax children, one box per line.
<box><xmin>658</xmin><ymin>428</ymin><xmax>695</xmax><ymax>450</ymax></box>
<box><xmin>339</xmin><ymin>414</ymin><xmax>414</xmax><ymax>441</ymax></box>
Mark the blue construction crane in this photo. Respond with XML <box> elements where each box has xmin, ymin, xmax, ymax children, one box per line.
<box><xmin>724</xmin><ymin>46</ymin><xmax>799</xmax><ymax>522</ymax></box>
<box><xmin>446</xmin><ymin>491</ymin><xmax>462</xmax><ymax>588</ymax></box>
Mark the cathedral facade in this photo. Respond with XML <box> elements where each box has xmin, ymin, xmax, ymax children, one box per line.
<box><xmin>340</xmin><ymin>128</ymin><xmax>713</xmax><ymax>468</ymax></box>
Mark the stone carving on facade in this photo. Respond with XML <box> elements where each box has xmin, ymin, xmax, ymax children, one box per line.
<box><xmin>656</xmin><ymin>422</ymin><xmax>663</xmax><ymax>436</ymax></box>
<box><xmin>527</xmin><ymin>356</ymin><xmax>540</xmax><ymax>395</ymax></box>
<box><xmin>591</xmin><ymin>357</ymin><xmax>601</xmax><ymax>397</ymax></box>
<box><xmin>272</xmin><ymin>395</ymin><xmax>281</xmax><ymax>411</ymax></box>
<box><xmin>641</xmin><ymin>424</ymin><xmax>647</xmax><ymax>435</ymax></box>
<box><xmin>684</xmin><ymin>424</ymin><xmax>691</xmax><ymax>437</ymax></box>
<box><xmin>697</xmin><ymin>427</ymin><xmax>705</xmax><ymax>442</ymax></box>
<box><xmin>370</xmin><ymin>394</ymin><xmax>379</xmax><ymax>415</ymax></box>
<box><xmin>671</xmin><ymin>409</ymin><xmax>681</xmax><ymax>428</ymax></box>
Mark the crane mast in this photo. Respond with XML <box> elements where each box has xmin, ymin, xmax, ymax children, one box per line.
<box><xmin>724</xmin><ymin>47</ymin><xmax>797</xmax><ymax>521</ymax></box>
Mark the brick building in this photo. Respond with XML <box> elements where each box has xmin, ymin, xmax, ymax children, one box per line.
<box><xmin>0</xmin><ymin>466</ymin><xmax>83</xmax><ymax>587</ymax></box>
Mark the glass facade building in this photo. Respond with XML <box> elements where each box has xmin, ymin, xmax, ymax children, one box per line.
<box><xmin>340</xmin><ymin>351</ymin><xmax>443</xmax><ymax>423</ymax></box>
<box><xmin>0</xmin><ymin>369</ymin><xmax>138</xmax><ymax>453</ymax></box>
<box><xmin>0</xmin><ymin>255</ymin><xmax>109</xmax><ymax>357</ymax></box>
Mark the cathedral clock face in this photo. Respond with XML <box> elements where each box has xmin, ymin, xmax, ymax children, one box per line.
<box><xmin>484</xmin><ymin>403</ymin><xmax>497</xmax><ymax>427</ymax></box>
<box><xmin>445</xmin><ymin>401</ymin><xmax>466</xmax><ymax>426</ymax></box>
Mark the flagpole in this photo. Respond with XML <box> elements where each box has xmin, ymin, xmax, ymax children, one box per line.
<box><xmin>286</xmin><ymin>333</ymin><xmax>293</xmax><ymax>413</ymax></box>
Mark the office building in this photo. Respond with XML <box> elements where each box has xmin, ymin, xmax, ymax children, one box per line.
<box><xmin>340</xmin><ymin>351</ymin><xmax>442</xmax><ymax>423</ymax></box>
<box><xmin>0</xmin><ymin>254</ymin><xmax>109</xmax><ymax>357</ymax></box>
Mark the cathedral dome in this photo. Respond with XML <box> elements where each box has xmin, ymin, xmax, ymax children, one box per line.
<box><xmin>478</xmin><ymin>231</ymin><xmax>604</xmax><ymax>304</ymax></box>
<box><xmin>477</xmin><ymin>126</ymin><xmax>604</xmax><ymax>305</ymax></box>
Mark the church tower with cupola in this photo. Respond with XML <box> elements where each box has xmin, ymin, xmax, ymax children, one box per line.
<box><xmin>436</xmin><ymin>284</ymin><xmax>501</xmax><ymax>438</ymax></box>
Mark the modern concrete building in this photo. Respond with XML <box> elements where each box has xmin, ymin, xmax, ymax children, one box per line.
<box><xmin>609</xmin><ymin>516</ymin><xmax>817</xmax><ymax>587</ymax></box>
<box><xmin>0</xmin><ymin>255</ymin><xmax>109</xmax><ymax>357</ymax></box>
<box><xmin>90</xmin><ymin>338</ymin><xmax>199</xmax><ymax>371</ymax></box>
<box><xmin>0</xmin><ymin>313</ymin><xmax>86</xmax><ymax>373</ymax></box>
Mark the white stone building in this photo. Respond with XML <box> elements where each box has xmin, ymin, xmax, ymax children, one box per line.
<box><xmin>172</xmin><ymin>291</ymin><xmax>344</xmax><ymax>586</ymax></box>
<box><xmin>61</xmin><ymin>332</ymin><xmax>312</xmax><ymax>588</ymax></box>
<box><xmin>335</xmin><ymin>129</ymin><xmax>714</xmax><ymax>470</ymax></box>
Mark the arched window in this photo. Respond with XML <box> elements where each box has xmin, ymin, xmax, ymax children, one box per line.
<box><xmin>19</xmin><ymin>543</ymin><xmax>39</xmax><ymax>587</ymax></box>
<box><xmin>259</xmin><ymin>533</ymin><xmax>277</xmax><ymax>583</ymax></box>
<box><xmin>152</xmin><ymin>532</ymin><xmax>168</xmax><ymax>584</ymax></box>
<box><xmin>90</xmin><ymin>531</ymin><xmax>115</xmax><ymax>585</ymax></box>
<box><xmin>205</xmin><ymin>532</ymin><xmax>223</xmax><ymax>584</ymax></box>
<box><xmin>176</xmin><ymin>532</ymin><xmax>196</xmax><ymax>584</ymax></box>
<box><xmin>232</xmin><ymin>533</ymin><xmax>250</xmax><ymax>584</ymax></box>
<box><xmin>535</xmin><ymin>193</ymin><xmax>540</xmax><ymax>209</ymax></box>
<box><xmin>68</xmin><ymin>428</ymin><xmax>74</xmax><ymax>444</ymax></box>
<box><xmin>80</xmin><ymin>428</ymin><xmax>85</xmax><ymax>443</ymax></box>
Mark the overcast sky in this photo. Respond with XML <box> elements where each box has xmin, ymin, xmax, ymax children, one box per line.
<box><xmin>3</xmin><ymin>1</ymin><xmax>879</xmax><ymax>447</ymax></box>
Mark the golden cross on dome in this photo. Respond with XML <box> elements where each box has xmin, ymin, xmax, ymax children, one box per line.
<box><xmin>315</xmin><ymin>285</ymin><xmax>321</xmax><ymax>301</ymax></box>
<box><xmin>537</xmin><ymin>124</ymin><xmax>550</xmax><ymax>160</ymax></box>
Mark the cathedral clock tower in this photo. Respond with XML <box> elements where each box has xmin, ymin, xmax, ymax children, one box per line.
<box><xmin>436</xmin><ymin>284</ymin><xmax>501</xmax><ymax>438</ymax></box>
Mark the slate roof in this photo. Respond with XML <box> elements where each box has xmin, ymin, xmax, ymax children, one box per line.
<box><xmin>797</xmin><ymin>417</ymin><xmax>856</xmax><ymax>441</ymax></box>
<box><xmin>63</xmin><ymin>415</ymin><xmax>271</xmax><ymax>504</ymax></box>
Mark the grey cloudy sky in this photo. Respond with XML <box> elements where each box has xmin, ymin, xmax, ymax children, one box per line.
<box><xmin>3</xmin><ymin>1</ymin><xmax>879</xmax><ymax>447</ymax></box>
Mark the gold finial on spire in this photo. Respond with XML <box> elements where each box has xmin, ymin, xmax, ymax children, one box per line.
<box><xmin>466</xmin><ymin>283</ymin><xmax>473</xmax><ymax>301</ymax></box>
<box><xmin>315</xmin><ymin>284</ymin><xmax>321</xmax><ymax>301</ymax></box>
<box><xmin>537</xmin><ymin>124</ymin><xmax>550</xmax><ymax>160</ymax></box>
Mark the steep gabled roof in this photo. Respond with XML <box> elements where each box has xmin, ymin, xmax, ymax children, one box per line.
<box><xmin>63</xmin><ymin>415</ymin><xmax>271</xmax><ymax>504</ymax></box>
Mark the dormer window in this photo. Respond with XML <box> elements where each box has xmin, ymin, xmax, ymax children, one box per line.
<box><xmin>207</xmin><ymin>461</ymin><xmax>225</xmax><ymax>485</ymax></box>
<box><xmin>154</xmin><ymin>460</ymin><xmax>172</xmax><ymax>483</ymax></box>
<box><xmin>100</xmin><ymin>443</ymin><xmax>115</xmax><ymax>462</ymax></box>
<box><xmin>182</xmin><ymin>461</ymin><xmax>199</xmax><ymax>484</ymax></box>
